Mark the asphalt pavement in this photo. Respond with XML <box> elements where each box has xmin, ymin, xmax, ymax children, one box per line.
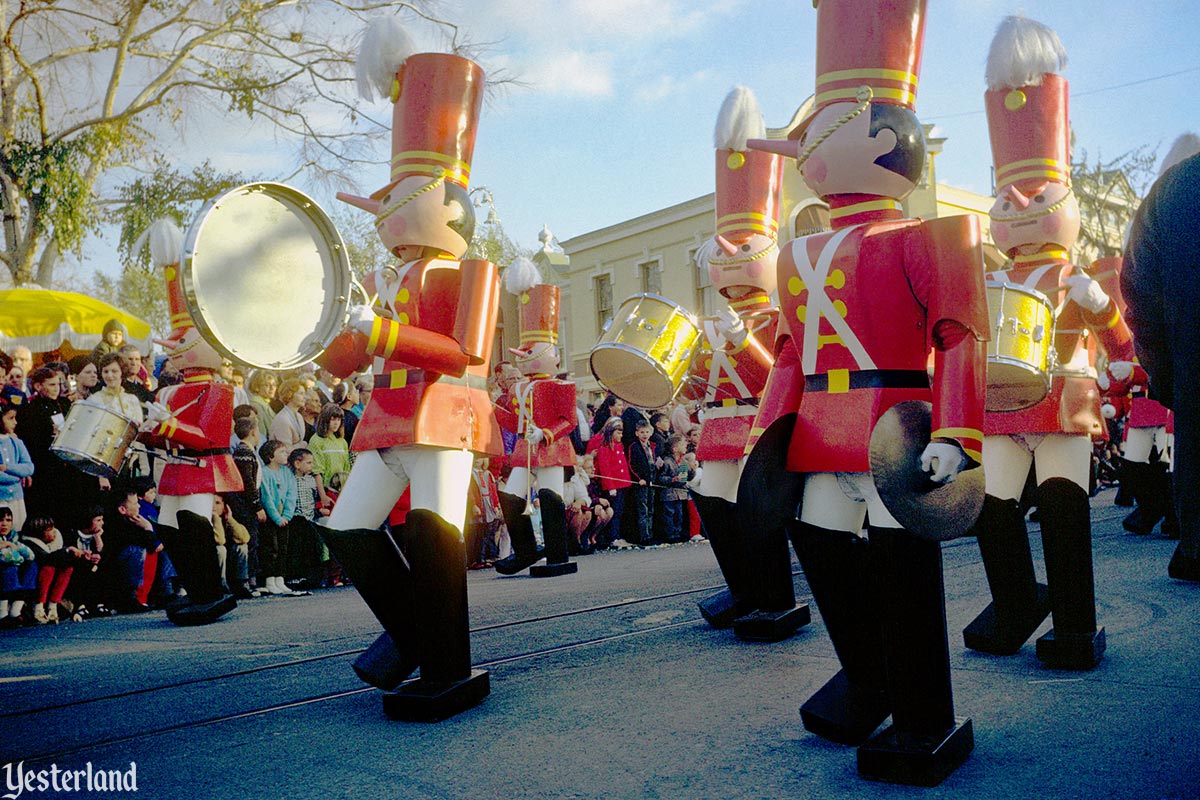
<box><xmin>1</xmin><ymin>488</ymin><xmax>1197</xmax><ymax>800</ymax></box>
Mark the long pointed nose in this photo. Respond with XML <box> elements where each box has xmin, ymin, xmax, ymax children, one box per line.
<box><xmin>715</xmin><ymin>235</ymin><xmax>739</xmax><ymax>256</ymax></box>
<box><xmin>1004</xmin><ymin>185</ymin><xmax>1032</xmax><ymax>210</ymax></box>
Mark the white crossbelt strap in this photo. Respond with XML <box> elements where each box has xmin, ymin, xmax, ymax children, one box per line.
<box><xmin>792</xmin><ymin>227</ymin><xmax>876</xmax><ymax>374</ymax></box>
<box><xmin>702</xmin><ymin>320</ymin><xmax>753</xmax><ymax>403</ymax></box>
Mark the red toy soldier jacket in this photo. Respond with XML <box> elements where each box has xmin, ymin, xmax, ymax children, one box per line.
<box><xmin>984</xmin><ymin>250</ymin><xmax>1135</xmax><ymax>437</ymax></box>
<box><xmin>139</xmin><ymin>375</ymin><xmax>243</xmax><ymax>496</ymax></box>
<box><xmin>760</xmin><ymin>201</ymin><xmax>989</xmax><ymax>473</ymax></box>
<box><xmin>353</xmin><ymin>257</ymin><xmax>504</xmax><ymax>456</ymax></box>
<box><xmin>693</xmin><ymin>290</ymin><xmax>777</xmax><ymax>462</ymax></box>
<box><xmin>493</xmin><ymin>376</ymin><xmax>577</xmax><ymax>469</ymax></box>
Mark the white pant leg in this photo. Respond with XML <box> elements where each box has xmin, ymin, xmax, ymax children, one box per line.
<box><xmin>159</xmin><ymin>493</ymin><xmax>216</xmax><ymax>529</ymax></box>
<box><xmin>1032</xmin><ymin>434</ymin><xmax>1093</xmax><ymax>492</ymax></box>
<box><xmin>534</xmin><ymin>466</ymin><xmax>564</xmax><ymax>499</ymax></box>
<box><xmin>982</xmin><ymin>434</ymin><xmax>1036</xmax><ymax>501</ymax></box>
<box><xmin>502</xmin><ymin>467</ymin><xmax>531</xmax><ymax>499</ymax></box>
<box><xmin>799</xmin><ymin>472</ymin><xmax>869</xmax><ymax>533</ymax></box>
<box><xmin>405</xmin><ymin>447</ymin><xmax>474</xmax><ymax>532</ymax></box>
<box><xmin>326</xmin><ymin>448</ymin><xmax>409</xmax><ymax>530</ymax></box>
<box><xmin>697</xmin><ymin>459</ymin><xmax>739</xmax><ymax>503</ymax></box>
<box><xmin>1123</xmin><ymin>427</ymin><xmax>1157</xmax><ymax>463</ymax></box>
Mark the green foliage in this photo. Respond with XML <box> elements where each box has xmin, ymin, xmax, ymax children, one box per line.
<box><xmin>466</xmin><ymin>219</ymin><xmax>530</xmax><ymax>266</ymax></box>
<box><xmin>111</xmin><ymin>160</ymin><xmax>253</xmax><ymax>270</ymax></box>
<box><xmin>4</xmin><ymin>123</ymin><xmax>138</xmax><ymax>257</ymax></box>
<box><xmin>1072</xmin><ymin>144</ymin><xmax>1158</xmax><ymax>258</ymax></box>
<box><xmin>328</xmin><ymin>204</ymin><xmax>392</xmax><ymax>280</ymax></box>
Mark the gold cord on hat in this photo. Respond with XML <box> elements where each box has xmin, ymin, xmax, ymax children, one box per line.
<box><xmin>795</xmin><ymin>85</ymin><xmax>874</xmax><ymax>169</ymax></box>
<box><xmin>375</xmin><ymin>174</ymin><xmax>447</xmax><ymax>222</ymax></box>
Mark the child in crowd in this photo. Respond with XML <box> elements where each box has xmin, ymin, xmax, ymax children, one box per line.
<box><xmin>20</xmin><ymin>516</ymin><xmax>75</xmax><ymax>624</ymax></box>
<box><xmin>650</xmin><ymin>412</ymin><xmax>672</xmax><ymax>457</ymax></box>
<box><xmin>0</xmin><ymin>402</ymin><xmax>34</xmax><ymax>530</ymax></box>
<box><xmin>0</xmin><ymin>506</ymin><xmax>37</xmax><ymax>626</ymax></box>
<box><xmin>103</xmin><ymin>488</ymin><xmax>160</xmax><ymax>614</ymax></box>
<box><xmin>593</xmin><ymin>417</ymin><xmax>631</xmax><ymax>548</ymax></box>
<box><xmin>212</xmin><ymin>495</ymin><xmax>251</xmax><ymax>596</ymax></box>
<box><xmin>627</xmin><ymin>418</ymin><xmax>658</xmax><ymax>546</ymax></box>
<box><xmin>229</xmin><ymin>416</ymin><xmax>264</xmax><ymax>596</ymax></box>
<box><xmin>286</xmin><ymin>447</ymin><xmax>322</xmax><ymax>591</ymax></box>
<box><xmin>131</xmin><ymin>477</ymin><xmax>171</xmax><ymax>605</ymax></box>
<box><xmin>258</xmin><ymin>439</ymin><xmax>302</xmax><ymax>597</ymax></box>
<box><xmin>66</xmin><ymin>507</ymin><xmax>108</xmax><ymax>620</ymax></box>
<box><xmin>466</xmin><ymin>458</ymin><xmax>505</xmax><ymax>568</ymax></box>
<box><xmin>656</xmin><ymin>434</ymin><xmax>695</xmax><ymax>544</ymax></box>
<box><xmin>308</xmin><ymin>403</ymin><xmax>348</xmax><ymax>511</ymax></box>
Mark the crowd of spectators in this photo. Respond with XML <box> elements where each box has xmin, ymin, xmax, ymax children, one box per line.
<box><xmin>0</xmin><ymin>327</ymin><xmax>376</xmax><ymax>628</ymax></box>
<box><xmin>0</xmin><ymin>330</ymin><xmax>716</xmax><ymax>627</ymax></box>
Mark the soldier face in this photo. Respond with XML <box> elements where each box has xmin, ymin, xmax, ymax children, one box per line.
<box><xmin>799</xmin><ymin>103</ymin><xmax>915</xmax><ymax>201</ymax></box>
<box><xmin>707</xmin><ymin>232</ymin><xmax>779</xmax><ymax>297</ymax></box>
<box><xmin>989</xmin><ymin>181</ymin><xmax>1081</xmax><ymax>255</ymax></box>
<box><xmin>375</xmin><ymin>176</ymin><xmax>470</xmax><ymax>261</ymax></box>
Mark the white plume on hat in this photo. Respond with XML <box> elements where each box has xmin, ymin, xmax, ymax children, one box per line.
<box><xmin>714</xmin><ymin>86</ymin><xmax>766</xmax><ymax>151</ymax></box>
<box><xmin>356</xmin><ymin>16</ymin><xmax>418</xmax><ymax>101</ymax></box>
<box><xmin>133</xmin><ymin>218</ymin><xmax>183</xmax><ymax>269</ymax></box>
<box><xmin>985</xmin><ymin>15</ymin><xmax>1067</xmax><ymax>91</ymax></box>
<box><xmin>504</xmin><ymin>256</ymin><xmax>541</xmax><ymax>295</ymax></box>
<box><xmin>1159</xmin><ymin>133</ymin><xmax>1200</xmax><ymax>176</ymax></box>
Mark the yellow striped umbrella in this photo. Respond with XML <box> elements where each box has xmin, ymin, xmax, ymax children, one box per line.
<box><xmin>0</xmin><ymin>287</ymin><xmax>152</xmax><ymax>354</ymax></box>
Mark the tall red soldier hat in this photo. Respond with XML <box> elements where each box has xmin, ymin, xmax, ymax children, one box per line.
<box><xmin>713</xmin><ymin>87</ymin><xmax>783</xmax><ymax>248</ymax></box>
<box><xmin>790</xmin><ymin>0</ymin><xmax>927</xmax><ymax>140</ymax></box>
<box><xmin>984</xmin><ymin>16</ymin><xmax>1070</xmax><ymax>193</ymax></box>
<box><xmin>504</xmin><ymin>257</ymin><xmax>559</xmax><ymax>356</ymax></box>
<box><xmin>353</xmin><ymin>17</ymin><xmax>484</xmax><ymax>201</ymax></box>
<box><xmin>145</xmin><ymin>218</ymin><xmax>191</xmax><ymax>342</ymax></box>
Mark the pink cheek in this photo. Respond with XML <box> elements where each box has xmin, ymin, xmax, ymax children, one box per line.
<box><xmin>745</xmin><ymin>261</ymin><xmax>764</xmax><ymax>280</ymax></box>
<box><xmin>383</xmin><ymin>215</ymin><xmax>408</xmax><ymax>238</ymax></box>
<box><xmin>992</xmin><ymin>222</ymin><xmax>1008</xmax><ymax>241</ymax></box>
<box><xmin>803</xmin><ymin>155</ymin><xmax>828</xmax><ymax>185</ymax></box>
<box><xmin>1041</xmin><ymin>215</ymin><xmax>1062</xmax><ymax>236</ymax></box>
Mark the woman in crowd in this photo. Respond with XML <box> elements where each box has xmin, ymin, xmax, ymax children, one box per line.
<box><xmin>247</xmin><ymin>370</ymin><xmax>278</xmax><ymax>439</ymax></box>
<box><xmin>17</xmin><ymin>366</ymin><xmax>79</xmax><ymax>521</ymax></box>
<box><xmin>591</xmin><ymin>393</ymin><xmax>626</xmax><ymax>436</ymax></box>
<box><xmin>86</xmin><ymin>353</ymin><xmax>144</xmax><ymax>424</ymax></box>
<box><xmin>269</xmin><ymin>378</ymin><xmax>308</xmax><ymax>454</ymax></box>
<box><xmin>67</xmin><ymin>356</ymin><xmax>99</xmax><ymax>402</ymax></box>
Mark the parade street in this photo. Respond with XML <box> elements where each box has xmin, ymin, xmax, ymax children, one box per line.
<box><xmin>1</xmin><ymin>489</ymin><xmax>1195</xmax><ymax>800</ymax></box>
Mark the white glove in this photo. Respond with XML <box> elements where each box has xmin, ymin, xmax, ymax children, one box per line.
<box><xmin>527</xmin><ymin>426</ymin><xmax>545</xmax><ymax>445</ymax></box>
<box><xmin>920</xmin><ymin>442</ymin><xmax>966</xmax><ymax>484</ymax></box>
<box><xmin>145</xmin><ymin>401</ymin><xmax>172</xmax><ymax>424</ymax></box>
<box><xmin>348</xmin><ymin>303</ymin><xmax>377</xmax><ymax>335</ymax></box>
<box><xmin>1096</xmin><ymin>372</ymin><xmax>1111</xmax><ymax>391</ymax></box>
<box><xmin>1063</xmin><ymin>275</ymin><xmax>1111</xmax><ymax>314</ymax></box>
<box><xmin>1107</xmin><ymin>361</ymin><xmax>1134</xmax><ymax>382</ymax></box>
<box><xmin>713</xmin><ymin>308</ymin><xmax>747</xmax><ymax>347</ymax></box>
<box><xmin>1101</xmin><ymin>403</ymin><xmax>1117</xmax><ymax>420</ymax></box>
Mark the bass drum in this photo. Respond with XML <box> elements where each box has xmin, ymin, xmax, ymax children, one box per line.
<box><xmin>182</xmin><ymin>182</ymin><xmax>353</xmax><ymax>370</ymax></box>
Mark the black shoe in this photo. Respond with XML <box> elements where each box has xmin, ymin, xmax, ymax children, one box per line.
<box><xmin>93</xmin><ymin>603</ymin><xmax>115</xmax><ymax>617</ymax></box>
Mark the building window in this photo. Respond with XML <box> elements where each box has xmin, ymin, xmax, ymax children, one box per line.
<box><xmin>692</xmin><ymin>247</ymin><xmax>718</xmax><ymax>317</ymax></box>
<box><xmin>595</xmin><ymin>273</ymin><xmax>614</xmax><ymax>333</ymax></box>
<box><xmin>640</xmin><ymin>259</ymin><xmax>661</xmax><ymax>295</ymax></box>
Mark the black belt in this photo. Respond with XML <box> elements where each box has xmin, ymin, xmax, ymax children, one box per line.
<box><xmin>705</xmin><ymin>397</ymin><xmax>757</xmax><ymax>408</ymax></box>
<box><xmin>172</xmin><ymin>448</ymin><xmax>230</xmax><ymax>458</ymax></box>
<box><xmin>804</xmin><ymin>369</ymin><xmax>929</xmax><ymax>393</ymax></box>
<box><xmin>374</xmin><ymin>369</ymin><xmax>488</xmax><ymax>391</ymax></box>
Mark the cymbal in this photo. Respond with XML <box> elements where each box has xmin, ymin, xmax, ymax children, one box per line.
<box><xmin>869</xmin><ymin>400</ymin><xmax>984</xmax><ymax>541</ymax></box>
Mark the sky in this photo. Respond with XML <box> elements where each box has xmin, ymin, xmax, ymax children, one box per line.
<box><xmin>77</xmin><ymin>0</ymin><xmax>1200</xmax><ymax>277</ymax></box>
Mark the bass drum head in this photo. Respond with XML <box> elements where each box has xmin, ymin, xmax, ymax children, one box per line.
<box><xmin>590</xmin><ymin>344</ymin><xmax>675</xmax><ymax>409</ymax></box>
<box><xmin>182</xmin><ymin>182</ymin><xmax>351</xmax><ymax>370</ymax></box>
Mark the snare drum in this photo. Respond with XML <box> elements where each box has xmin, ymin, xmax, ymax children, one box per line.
<box><xmin>50</xmin><ymin>403</ymin><xmax>138</xmax><ymax>479</ymax></box>
<box><xmin>986</xmin><ymin>282</ymin><xmax>1055</xmax><ymax>412</ymax></box>
<box><xmin>590</xmin><ymin>293</ymin><xmax>701</xmax><ymax>408</ymax></box>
